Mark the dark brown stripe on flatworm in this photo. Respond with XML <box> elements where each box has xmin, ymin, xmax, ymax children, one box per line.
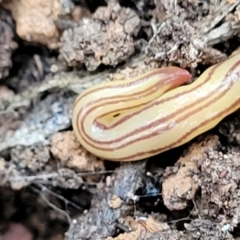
<box><xmin>77</xmin><ymin>62</ymin><xmax>225</xmax><ymax>144</ymax></box>
<box><xmin>110</xmin><ymin>96</ymin><xmax>240</xmax><ymax>161</ymax></box>
<box><xmin>80</xmin><ymin>74</ymin><xmax>235</xmax><ymax>150</ymax></box>
<box><xmin>74</xmin><ymin>67</ymin><xmax>189</xmax><ymax>107</ymax></box>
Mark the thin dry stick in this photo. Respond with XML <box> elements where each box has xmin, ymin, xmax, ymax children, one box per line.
<box><xmin>33</xmin><ymin>182</ymin><xmax>83</xmax><ymax>211</ymax></box>
<box><xmin>167</xmin><ymin>190</ymin><xmax>200</xmax><ymax>224</ymax></box>
<box><xmin>31</xmin><ymin>185</ymin><xmax>72</xmax><ymax>224</ymax></box>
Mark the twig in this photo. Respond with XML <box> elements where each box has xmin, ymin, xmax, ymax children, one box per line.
<box><xmin>76</xmin><ymin>170</ymin><xmax>115</xmax><ymax>177</ymax></box>
<box><xmin>31</xmin><ymin>185</ymin><xmax>72</xmax><ymax>224</ymax></box>
<box><xmin>9</xmin><ymin>173</ymin><xmax>59</xmax><ymax>183</ymax></box>
<box><xmin>33</xmin><ymin>182</ymin><xmax>83</xmax><ymax>211</ymax></box>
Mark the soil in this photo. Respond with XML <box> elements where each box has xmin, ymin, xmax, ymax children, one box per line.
<box><xmin>1</xmin><ymin>0</ymin><xmax>240</xmax><ymax>239</ymax></box>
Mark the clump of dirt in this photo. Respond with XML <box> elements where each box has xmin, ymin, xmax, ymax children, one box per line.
<box><xmin>60</xmin><ymin>0</ymin><xmax>140</xmax><ymax>71</ymax></box>
<box><xmin>2</xmin><ymin>0</ymin><xmax>74</xmax><ymax>49</ymax></box>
